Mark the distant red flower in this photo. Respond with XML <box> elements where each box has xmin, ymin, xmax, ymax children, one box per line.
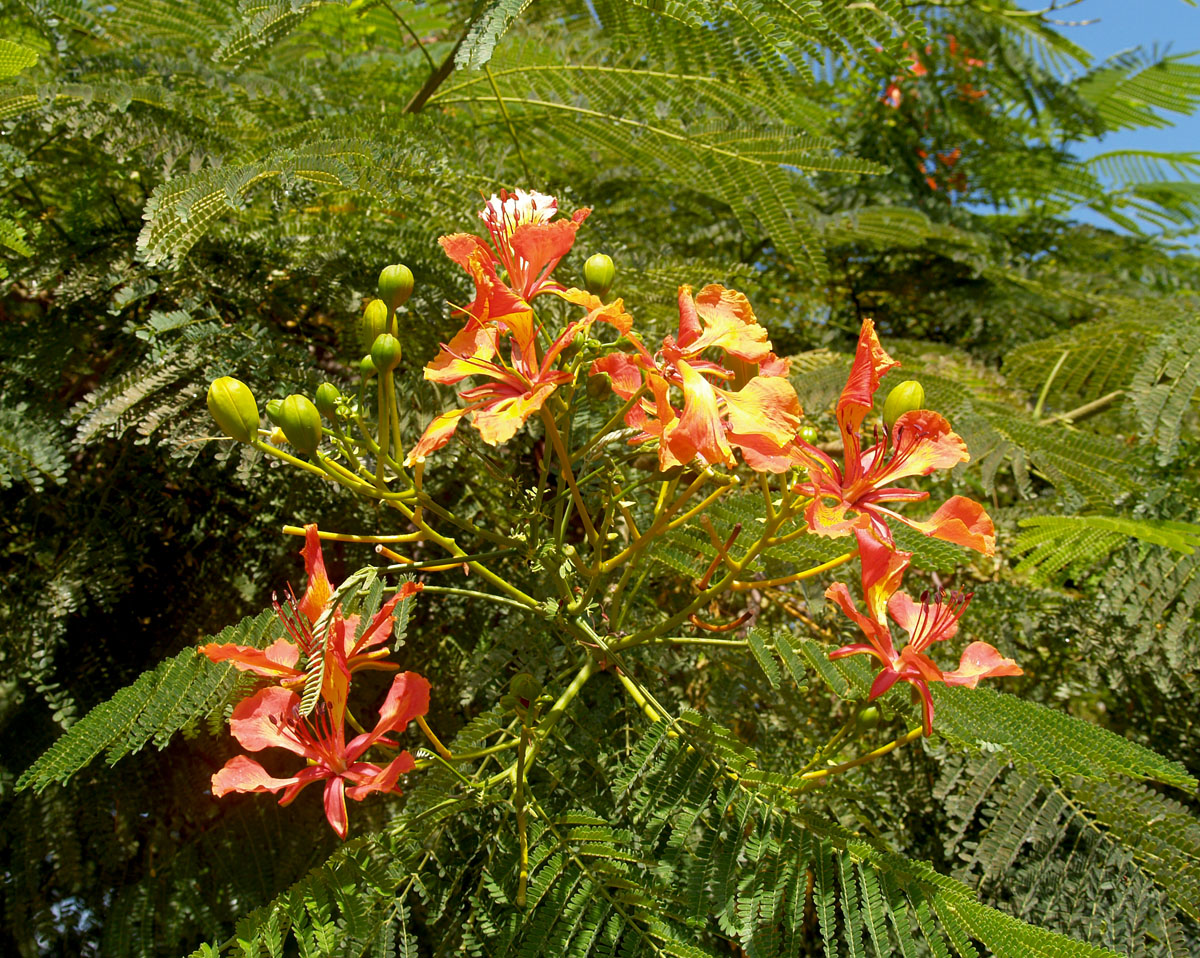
<box><xmin>826</xmin><ymin>528</ymin><xmax>1022</xmax><ymax>735</ymax></box>
<box><xmin>788</xmin><ymin>318</ymin><xmax>995</xmax><ymax>554</ymax></box>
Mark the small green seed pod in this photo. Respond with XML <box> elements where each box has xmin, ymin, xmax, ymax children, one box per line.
<box><xmin>583</xmin><ymin>253</ymin><xmax>615</xmax><ymax>299</ymax></box>
<box><xmin>855</xmin><ymin>705</ymin><xmax>882</xmax><ymax>734</ymax></box>
<box><xmin>882</xmin><ymin>380</ymin><xmax>925</xmax><ymax>431</ymax></box>
<box><xmin>378</xmin><ymin>264</ymin><xmax>415</xmax><ymax>313</ymax></box>
<box><xmin>314</xmin><ymin>383</ymin><xmax>341</xmax><ymax>419</ymax></box>
<box><xmin>510</xmin><ymin>672</ymin><xmax>542</xmax><ymax>705</ymax></box>
<box><xmin>207</xmin><ymin>376</ymin><xmax>259</xmax><ymax>443</ymax></box>
<box><xmin>370</xmin><ymin>333</ymin><xmax>403</xmax><ymax>374</ymax></box>
<box><xmin>360</xmin><ymin>298</ymin><xmax>390</xmax><ymax>351</ymax></box>
<box><xmin>278</xmin><ymin>394</ymin><xmax>323</xmax><ymax>455</ymax></box>
<box><xmin>265</xmin><ymin>398</ymin><xmax>285</xmax><ymax>426</ymax></box>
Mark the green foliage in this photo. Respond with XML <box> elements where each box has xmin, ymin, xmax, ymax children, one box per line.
<box><xmin>4</xmin><ymin>0</ymin><xmax>1200</xmax><ymax>954</ymax></box>
<box><xmin>16</xmin><ymin>610</ymin><xmax>281</xmax><ymax>793</ymax></box>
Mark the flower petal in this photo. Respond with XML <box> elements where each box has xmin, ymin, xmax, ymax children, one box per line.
<box><xmin>870</xmin><ymin>410</ymin><xmax>968</xmax><ymax>484</ymax></box>
<box><xmin>347</xmin><ymin>671</ymin><xmax>432</xmax><ymax>761</ymax></box>
<box><xmin>211</xmin><ymin>754</ymin><xmax>301</xmax><ymax>797</ymax></box>
<box><xmin>297</xmin><ymin>524</ymin><xmax>334</xmax><ymax>625</ymax></box>
<box><xmin>900</xmin><ymin>495</ymin><xmax>996</xmax><ymax>555</ymax></box>
<box><xmin>344</xmin><ymin>751</ymin><xmax>416</xmax><ymax>801</ymax></box>
<box><xmin>836</xmin><ymin>318</ymin><xmax>900</xmax><ymax>453</ymax></box>
<box><xmin>942</xmin><ymin>642</ymin><xmax>1023</xmax><ymax>687</ymax></box>
<box><xmin>678</xmin><ymin>285</ymin><xmax>773</xmax><ymax>361</ymax></box>
<box><xmin>670</xmin><ymin>360</ymin><xmax>734</xmax><ymax>467</ymax></box>
<box><xmin>228</xmin><ymin>686</ymin><xmax>312</xmax><ymax>756</ymax></box>
<box><xmin>471</xmin><ymin>382</ymin><xmax>559</xmax><ymax>446</ymax></box>
<box><xmin>323</xmin><ymin>777</ymin><xmax>350</xmax><ymax>839</ymax></box>
<box><xmin>198</xmin><ymin>637</ymin><xmax>301</xmax><ymax>679</ymax></box>
<box><xmin>590</xmin><ymin>352</ymin><xmax>647</xmax><ymax>400</ymax></box>
<box><xmin>407</xmin><ymin>407</ymin><xmax>474</xmax><ymax>465</ymax></box>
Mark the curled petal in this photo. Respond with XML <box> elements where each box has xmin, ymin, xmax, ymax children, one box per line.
<box><xmin>902</xmin><ymin>495</ymin><xmax>996</xmax><ymax>555</ymax></box>
<box><xmin>555</xmin><ymin>287</ymin><xmax>633</xmax><ymax>335</ymax></box>
<box><xmin>345</xmin><ymin>751</ymin><xmax>416</xmax><ymax>801</ymax></box>
<box><xmin>347</xmin><ymin>672</ymin><xmax>432</xmax><ymax>762</ymax></box>
<box><xmin>298</xmin><ymin>524</ymin><xmax>333</xmax><ymax>625</ymax></box>
<box><xmin>855</xmin><ymin>526</ymin><xmax>912</xmax><ymax>624</ymax></box>
<box><xmin>679</xmin><ymin>285</ymin><xmax>773</xmax><ymax>361</ymax></box>
<box><xmin>824</xmin><ymin>583</ymin><xmax>895</xmax><ymax>660</ymax></box>
<box><xmin>228</xmin><ymin>686</ymin><xmax>312</xmax><ymax>756</ymax></box>
<box><xmin>837</xmin><ymin>319</ymin><xmax>899</xmax><ymax>447</ymax></box>
<box><xmin>198</xmin><ymin>637</ymin><xmax>300</xmax><ymax>679</ymax></box>
<box><xmin>868</xmin><ymin>667</ymin><xmax>904</xmax><ymax>701</ymax></box>
<box><xmin>471</xmin><ymin>382</ymin><xmax>559</xmax><ymax>446</ymax></box>
<box><xmin>670</xmin><ymin>360</ymin><xmax>733</xmax><ymax>467</ymax></box>
<box><xmin>323</xmin><ymin>777</ymin><xmax>350</xmax><ymax>840</ymax></box>
<box><xmin>942</xmin><ymin>642</ymin><xmax>1023</xmax><ymax>687</ymax></box>
<box><xmin>407</xmin><ymin>407</ymin><xmax>474</xmax><ymax>465</ymax></box>
<box><xmin>590</xmin><ymin>353</ymin><xmax>646</xmax><ymax>400</ymax></box>
<box><xmin>212</xmin><ymin>755</ymin><xmax>301</xmax><ymax>797</ymax></box>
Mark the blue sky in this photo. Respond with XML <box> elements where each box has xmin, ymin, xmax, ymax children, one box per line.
<box><xmin>1030</xmin><ymin>0</ymin><xmax>1200</xmax><ymax>234</ymax></box>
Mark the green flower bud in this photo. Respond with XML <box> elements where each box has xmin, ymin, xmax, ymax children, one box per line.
<box><xmin>510</xmin><ymin>672</ymin><xmax>542</xmax><ymax>705</ymax></box>
<box><xmin>265</xmin><ymin>398</ymin><xmax>285</xmax><ymax>426</ymax></box>
<box><xmin>882</xmin><ymin>380</ymin><xmax>925</xmax><ymax>431</ymax></box>
<box><xmin>360</xmin><ymin>354</ymin><xmax>377</xmax><ymax>377</ymax></box>
<box><xmin>278</xmin><ymin>394</ymin><xmax>323</xmax><ymax>455</ymax></box>
<box><xmin>855</xmin><ymin>705</ymin><xmax>882</xmax><ymax>734</ymax></box>
<box><xmin>207</xmin><ymin>376</ymin><xmax>259</xmax><ymax>443</ymax></box>
<box><xmin>583</xmin><ymin>253</ymin><xmax>615</xmax><ymax>299</ymax></box>
<box><xmin>378</xmin><ymin>264</ymin><xmax>415</xmax><ymax>313</ymax></box>
<box><xmin>370</xmin><ymin>333</ymin><xmax>403</xmax><ymax>374</ymax></box>
<box><xmin>798</xmin><ymin>424</ymin><xmax>819</xmax><ymax>445</ymax></box>
<box><xmin>314</xmin><ymin>383</ymin><xmax>341</xmax><ymax>419</ymax></box>
<box><xmin>498</xmin><ymin>693</ymin><xmax>518</xmax><ymax>711</ymax></box>
<box><xmin>360</xmin><ymin>298</ymin><xmax>390</xmax><ymax>351</ymax></box>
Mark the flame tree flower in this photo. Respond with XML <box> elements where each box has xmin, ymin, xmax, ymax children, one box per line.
<box><xmin>199</xmin><ymin>525</ymin><xmax>422</xmax><ymax>684</ymax></box>
<box><xmin>590</xmin><ymin>284</ymin><xmax>802</xmax><ymax>472</ymax></box>
<box><xmin>789</xmin><ymin>318</ymin><xmax>994</xmax><ymax>553</ymax></box>
<box><xmin>424</xmin><ymin>190</ymin><xmax>591</xmax><ymax>383</ymax></box>
<box><xmin>825</xmin><ymin>527</ymin><xmax>1022</xmax><ymax>735</ymax></box>
<box><xmin>211</xmin><ymin>660</ymin><xmax>431</xmax><ymax>839</ymax></box>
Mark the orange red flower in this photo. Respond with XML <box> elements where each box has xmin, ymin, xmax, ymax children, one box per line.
<box><xmin>199</xmin><ymin>525</ymin><xmax>422</xmax><ymax>684</ymax></box>
<box><xmin>789</xmin><ymin>319</ymin><xmax>994</xmax><ymax>554</ymax></box>
<box><xmin>826</xmin><ymin>528</ymin><xmax>1021</xmax><ymax>735</ymax></box>
<box><xmin>590</xmin><ymin>284</ymin><xmax>802</xmax><ymax>471</ymax></box>
<box><xmin>211</xmin><ymin>668</ymin><xmax>430</xmax><ymax>838</ymax></box>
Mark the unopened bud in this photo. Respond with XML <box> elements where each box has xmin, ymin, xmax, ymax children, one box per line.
<box><xmin>510</xmin><ymin>672</ymin><xmax>542</xmax><ymax>705</ymax></box>
<box><xmin>360</xmin><ymin>298</ymin><xmax>390</xmax><ymax>351</ymax></box>
<box><xmin>797</xmin><ymin>424</ymin><xmax>819</xmax><ymax>445</ymax></box>
<box><xmin>265</xmin><ymin>398</ymin><xmax>285</xmax><ymax>426</ymax></box>
<box><xmin>314</xmin><ymin>383</ymin><xmax>341</xmax><ymax>419</ymax></box>
<box><xmin>207</xmin><ymin>377</ymin><xmax>259</xmax><ymax>443</ymax></box>
<box><xmin>360</xmin><ymin>354</ymin><xmax>377</xmax><ymax>378</ymax></box>
<box><xmin>882</xmin><ymin>380</ymin><xmax>925</xmax><ymax>431</ymax></box>
<box><xmin>370</xmin><ymin>332</ymin><xmax>403</xmax><ymax>374</ymax></box>
<box><xmin>855</xmin><ymin>705</ymin><xmax>882</xmax><ymax>733</ymax></box>
<box><xmin>378</xmin><ymin>264</ymin><xmax>414</xmax><ymax>313</ymax></box>
<box><xmin>583</xmin><ymin>253</ymin><xmax>615</xmax><ymax>299</ymax></box>
<box><xmin>278</xmin><ymin>394</ymin><xmax>323</xmax><ymax>455</ymax></box>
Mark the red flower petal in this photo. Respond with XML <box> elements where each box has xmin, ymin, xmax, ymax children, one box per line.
<box><xmin>198</xmin><ymin>637</ymin><xmax>300</xmax><ymax>678</ymax></box>
<box><xmin>942</xmin><ymin>642</ymin><xmax>1023</xmax><ymax>687</ymax></box>
<box><xmin>901</xmin><ymin>495</ymin><xmax>995</xmax><ymax>555</ymax></box>
<box><xmin>228</xmin><ymin>686</ymin><xmax>311</xmax><ymax>756</ymax></box>
<box><xmin>323</xmin><ymin>777</ymin><xmax>350</xmax><ymax>839</ymax></box>
<box><xmin>211</xmin><ymin>754</ymin><xmax>301</xmax><ymax>797</ymax></box>
<box><xmin>297</xmin><ymin>525</ymin><xmax>333</xmax><ymax>625</ymax></box>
